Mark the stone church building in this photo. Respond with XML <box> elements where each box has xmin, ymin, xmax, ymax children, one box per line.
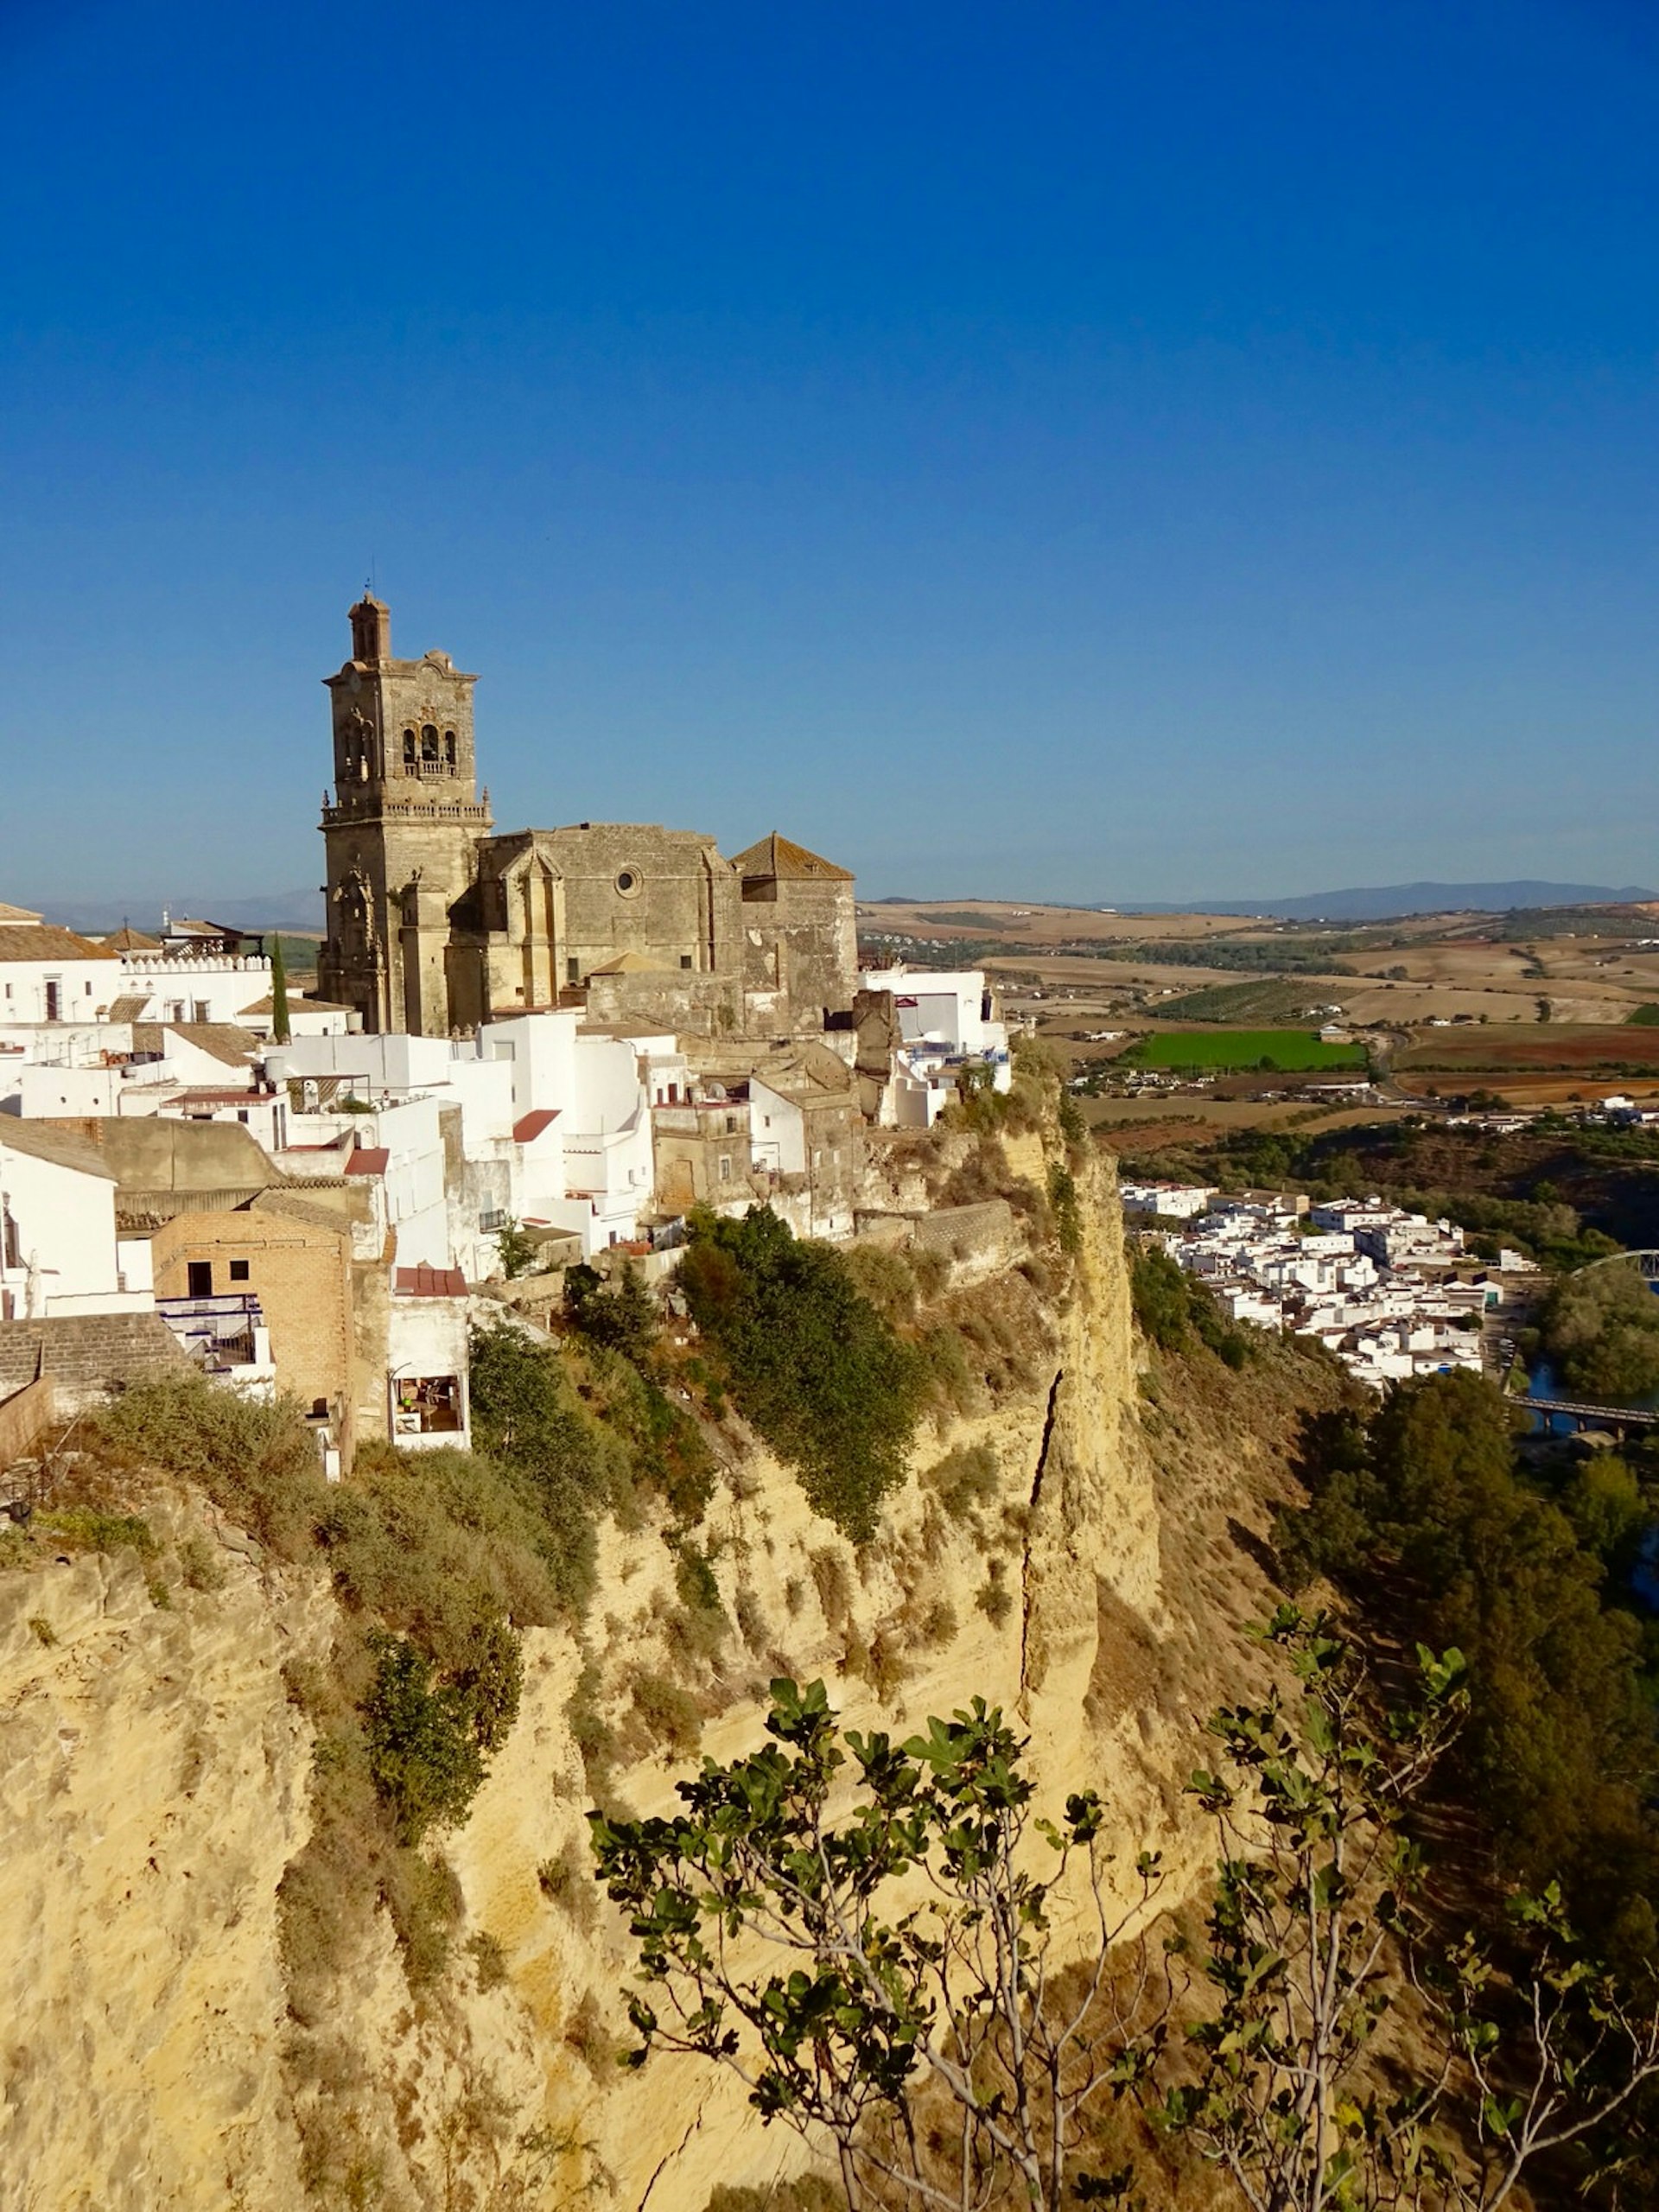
<box><xmin>317</xmin><ymin>597</ymin><xmax>857</xmax><ymax>1039</ymax></box>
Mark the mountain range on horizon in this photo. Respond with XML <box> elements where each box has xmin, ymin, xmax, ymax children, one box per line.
<box><xmin>22</xmin><ymin>877</ymin><xmax>1659</xmax><ymax>939</ymax></box>
<box><xmin>869</xmin><ymin>880</ymin><xmax>1659</xmax><ymax>924</ymax></box>
<box><xmin>1108</xmin><ymin>880</ymin><xmax>1659</xmax><ymax>922</ymax></box>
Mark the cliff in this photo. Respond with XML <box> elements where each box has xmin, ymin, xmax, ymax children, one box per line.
<box><xmin>0</xmin><ymin>1127</ymin><xmax>1313</xmax><ymax>2210</ymax></box>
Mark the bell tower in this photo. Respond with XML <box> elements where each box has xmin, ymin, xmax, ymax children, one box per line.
<box><xmin>317</xmin><ymin>595</ymin><xmax>493</xmax><ymax>1034</ymax></box>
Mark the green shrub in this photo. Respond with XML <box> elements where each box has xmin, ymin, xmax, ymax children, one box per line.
<box><xmin>176</xmin><ymin>1534</ymin><xmax>226</xmax><ymax>1592</ymax></box>
<box><xmin>40</xmin><ymin>1506</ymin><xmax>156</xmax><ymax>1558</ymax></box>
<box><xmin>27</xmin><ymin>1615</ymin><xmax>54</xmax><ymax>1647</ymax></box>
<box><xmin>628</xmin><ymin>1669</ymin><xmax>702</xmax><ymax>1758</ymax></box>
<box><xmin>925</xmin><ymin>1442</ymin><xmax>999</xmax><ymax>1519</ymax></box>
<box><xmin>537</xmin><ymin>1839</ymin><xmax>600</xmax><ymax>1929</ymax></box>
<box><xmin>1046</xmin><ymin>1160</ymin><xmax>1082</xmax><ymax>1255</ymax></box>
<box><xmin>843</xmin><ymin>1243</ymin><xmax>918</xmax><ymax>1325</ymax></box>
<box><xmin>678</xmin><ymin>1206</ymin><xmax>925</xmax><ymax>1541</ymax></box>
<box><xmin>383</xmin><ymin>1850</ymin><xmax>464</xmax><ymax>1989</ymax></box>
<box><xmin>668</xmin><ymin>1541</ymin><xmax>729</xmax><ymax>1662</ymax></box>
<box><xmin>90</xmin><ymin>1376</ymin><xmax>321</xmax><ymax>1557</ymax></box>
<box><xmin>976</xmin><ymin>1566</ymin><xmax>1014</xmax><ymax>1628</ymax></box>
<box><xmin>362</xmin><ymin>1634</ymin><xmax>491</xmax><ymax>1845</ymax></box>
<box><xmin>564</xmin><ymin>1262</ymin><xmax>658</xmax><ymax>1358</ymax></box>
<box><xmin>568</xmin><ymin>1659</ymin><xmax>619</xmax><ymax>1795</ymax></box>
<box><xmin>467</xmin><ymin>1930</ymin><xmax>509</xmax><ymax>1989</ymax></box>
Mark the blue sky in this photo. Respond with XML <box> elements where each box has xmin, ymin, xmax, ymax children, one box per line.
<box><xmin>2</xmin><ymin>0</ymin><xmax>1656</xmax><ymax>912</ymax></box>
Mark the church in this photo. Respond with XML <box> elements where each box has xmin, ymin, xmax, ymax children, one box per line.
<box><xmin>316</xmin><ymin>597</ymin><xmax>858</xmax><ymax>1039</ymax></box>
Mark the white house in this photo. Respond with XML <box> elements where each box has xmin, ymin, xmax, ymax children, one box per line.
<box><xmin>387</xmin><ymin>1267</ymin><xmax>471</xmax><ymax>1452</ymax></box>
<box><xmin>269</xmin><ymin>1010</ymin><xmax>656</xmax><ymax>1265</ymax></box>
<box><xmin>0</xmin><ymin>1120</ymin><xmax>151</xmax><ymax>1320</ymax></box>
<box><xmin>859</xmin><ymin>966</ymin><xmax>1009</xmax><ymax>1062</ymax></box>
<box><xmin>0</xmin><ymin>910</ymin><xmax>124</xmax><ymax>1025</ymax></box>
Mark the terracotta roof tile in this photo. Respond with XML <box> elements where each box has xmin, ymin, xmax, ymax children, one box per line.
<box><xmin>733</xmin><ymin>831</ymin><xmax>853</xmax><ymax>883</ymax></box>
<box><xmin>512</xmin><ymin>1109</ymin><xmax>560</xmax><ymax>1141</ymax></box>
<box><xmin>0</xmin><ymin>924</ymin><xmax>119</xmax><ymax>960</ymax></box>
<box><xmin>344</xmin><ymin>1147</ymin><xmax>389</xmax><ymax>1175</ymax></box>
<box><xmin>394</xmin><ymin>1264</ymin><xmax>467</xmax><ymax>1297</ymax></box>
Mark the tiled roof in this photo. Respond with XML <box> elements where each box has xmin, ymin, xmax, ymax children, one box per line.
<box><xmin>394</xmin><ymin>1264</ymin><xmax>467</xmax><ymax>1298</ymax></box>
<box><xmin>0</xmin><ymin>1120</ymin><xmax>118</xmax><ymax>1180</ymax></box>
<box><xmin>103</xmin><ymin>926</ymin><xmax>162</xmax><ymax>950</ymax></box>
<box><xmin>132</xmin><ymin>1022</ymin><xmax>261</xmax><ymax>1067</ymax></box>
<box><xmin>106</xmin><ymin>995</ymin><xmax>151</xmax><ymax>1023</ymax></box>
<box><xmin>512</xmin><ymin>1109</ymin><xmax>560</xmax><ymax>1142</ymax></box>
<box><xmin>588</xmin><ymin>948</ymin><xmax>664</xmax><ymax>974</ymax></box>
<box><xmin>344</xmin><ymin>1147</ymin><xmax>390</xmax><ymax>1175</ymax></box>
<box><xmin>0</xmin><ymin>925</ymin><xmax>118</xmax><ymax>961</ymax></box>
<box><xmin>732</xmin><ymin>831</ymin><xmax>854</xmax><ymax>883</ymax></box>
<box><xmin>0</xmin><ymin>901</ymin><xmax>43</xmax><ymax>923</ymax></box>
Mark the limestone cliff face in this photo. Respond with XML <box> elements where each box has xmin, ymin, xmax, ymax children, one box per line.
<box><xmin>0</xmin><ymin>1521</ymin><xmax>327</xmax><ymax>2209</ymax></box>
<box><xmin>0</xmin><ymin>1141</ymin><xmax>1209</xmax><ymax>2212</ymax></box>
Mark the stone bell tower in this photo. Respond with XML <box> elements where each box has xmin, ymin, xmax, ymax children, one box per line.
<box><xmin>317</xmin><ymin>595</ymin><xmax>493</xmax><ymax>1034</ymax></box>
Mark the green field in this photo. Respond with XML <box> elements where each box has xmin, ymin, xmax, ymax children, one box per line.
<box><xmin>1127</xmin><ymin>1028</ymin><xmax>1369</xmax><ymax>1073</ymax></box>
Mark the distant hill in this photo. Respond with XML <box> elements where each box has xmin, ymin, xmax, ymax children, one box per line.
<box><xmin>1115</xmin><ymin>881</ymin><xmax>1659</xmax><ymax>923</ymax></box>
<box><xmin>40</xmin><ymin>889</ymin><xmax>325</xmax><ymax>936</ymax></box>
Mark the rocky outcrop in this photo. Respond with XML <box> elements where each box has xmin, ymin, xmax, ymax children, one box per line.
<box><xmin>0</xmin><ymin>1135</ymin><xmax>1226</xmax><ymax>2211</ymax></box>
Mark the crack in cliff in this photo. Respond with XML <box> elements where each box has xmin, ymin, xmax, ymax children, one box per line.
<box><xmin>1018</xmin><ymin>1366</ymin><xmax>1065</xmax><ymax>1710</ymax></box>
<box><xmin>635</xmin><ymin>2081</ymin><xmax>714</xmax><ymax>2209</ymax></box>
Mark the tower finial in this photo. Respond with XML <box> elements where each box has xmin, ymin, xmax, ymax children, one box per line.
<box><xmin>349</xmin><ymin>592</ymin><xmax>391</xmax><ymax>664</ymax></box>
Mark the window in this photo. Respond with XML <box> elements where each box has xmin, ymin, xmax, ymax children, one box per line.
<box><xmin>229</xmin><ymin>1259</ymin><xmax>251</xmax><ymax>1281</ymax></box>
<box><xmin>43</xmin><ymin>978</ymin><xmax>60</xmax><ymax>1021</ymax></box>
<box><xmin>237</xmin><ymin>1109</ymin><xmax>250</xmax><ymax>1124</ymax></box>
<box><xmin>194</xmin><ymin>1000</ymin><xmax>209</xmax><ymax>1024</ymax></box>
<box><xmin>187</xmin><ymin>1261</ymin><xmax>213</xmax><ymax>1297</ymax></box>
<box><xmin>403</xmin><ymin>729</ymin><xmax>416</xmax><ymax>765</ymax></box>
<box><xmin>614</xmin><ymin>868</ymin><xmax>639</xmax><ymax>896</ymax></box>
<box><xmin>421</xmin><ymin>724</ymin><xmax>440</xmax><ymax>762</ymax></box>
<box><xmin>392</xmin><ymin>1374</ymin><xmax>462</xmax><ymax>1435</ymax></box>
<box><xmin>566</xmin><ymin>957</ymin><xmax>580</xmax><ymax>984</ymax></box>
<box><xmin>443</xmin><ymin>730</ymin><xmax>456</xmax><ymax>766</ymax></box>
<box><xmin>718</xmin><ymin>1155</ymin><xmax>732</xmax><ymax>1181</ymax></box>
<box><xmin>679</xmin><ymin>953</ymin><xmax>693</xmax><ymax>970</ymax></box>
<box><xmin>725</xmin><ymin>1114</ymin><xmax>737</xmax><ymax>1133</ymax></box>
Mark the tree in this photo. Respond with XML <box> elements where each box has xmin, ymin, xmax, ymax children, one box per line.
<box><xmin>494</xmin><ymin>1217</ymin><xmax>541</xmax><ymax>1279</ymax></box>
<box><xmin>1538</xmin><ymin>1264</ymin><xmax>1659</xmax><ymax>1402</ymax></box>
<box><xmin>270</xmin><ymin>931</ymin><xmax>292</xmax><ymax>1045</ymax></box>
<box><xmin>1166</xmin><ymin>1608</ymin><xmax>1659</xmax><ymax>2212</ymax></box>
<box><xmin>564</xmin><ymin>1261</ymin><xmax>658</xmax><ymax>1360</ymax></box>
<box><xmin>594</xmin><ymin>1624</ymin><xmax>1659</xmax><ymax>2212</ymax></box>
<box><xmin>591</xmin><ymin>1677</ymin><xmax>1168</xmax><ymax>2210</ymax></box>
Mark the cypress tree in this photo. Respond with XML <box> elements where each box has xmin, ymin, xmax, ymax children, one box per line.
<box><xmin>270</xmin><ymin>933</ymin><xmax>292</xmax><ymax>1044</ymax></box>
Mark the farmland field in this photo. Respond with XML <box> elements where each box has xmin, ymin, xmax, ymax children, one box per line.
<box><xmin>1395</xmin><ymin>1026</ymin><xmax>1659</xmax><ymax>1073</ymax></box>
<box><xmin>1126</xmin><ymin>1028</ymin><xmax>1369</xmax><ymax>1072</ymax></box>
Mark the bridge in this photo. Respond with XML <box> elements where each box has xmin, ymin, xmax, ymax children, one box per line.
<box><xmin>1573</xmin><ymin>1249</ymin><xmax>1659</xmax><ymax>1281</ymax></box>
<box><xmin>1517</xmin><ymin>1393</ymin><xmax>1659</xmax><ymax>1434</ymax></box>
